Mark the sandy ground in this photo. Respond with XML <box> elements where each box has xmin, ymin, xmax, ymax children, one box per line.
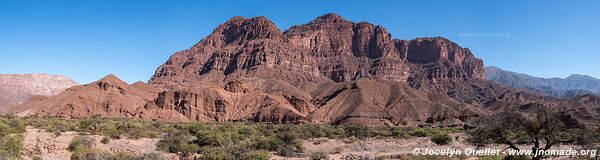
<box><xmin>21</xmin><ymin>126</ymin><xmax>178</xmax><ymax>160</ymax></box>
<box><xmin>21</xmin><ymin>127</ymin><xmax>593</xmax><ymax>160</ymax></box>
<box><xmin>275</xmin><ymin>133</ymin><xmax>593</xmax><ymax>160</ymax></box>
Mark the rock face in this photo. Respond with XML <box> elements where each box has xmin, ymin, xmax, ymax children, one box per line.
<box><xmin>0</xmin><ymin>74</ymin><xmax>79</xmax><ymax>112</ymax></box>
<box><xmin>14</xmin><ymin>13</ymin><xmax>600</xmax><ymax>127</ymax></box>
<box><xmin>485</xmin><ymin>66</ymin><xmax>600</xmax><ymax>98</ymax></box>
<box><xmin>11</xmin><ymin>75</ymin><xmax>173</xmax><ymax>120</ymax></box>
<box><xmin>150</xmin><ymin>13</ymin><xmax>417</xmax><ymax>85</ymax></box>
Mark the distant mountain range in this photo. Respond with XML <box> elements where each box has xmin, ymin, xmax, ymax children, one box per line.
<box><xmin>485</xmin><ymin>66</ymin><xmax>600</xmax><ymax>98</ymax></box>
<box><xmin>0</xmin><ymin>74</ymin><xmax>79</xmax><ymax>112</ymax></box>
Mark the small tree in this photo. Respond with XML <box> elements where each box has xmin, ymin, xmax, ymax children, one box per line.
<box><xmin>468</xmin><ymin>106</ymin><xmax>593</xmax><ymax>160</ymax></box>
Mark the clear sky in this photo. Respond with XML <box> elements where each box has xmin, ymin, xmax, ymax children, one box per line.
<box><xmin>1</xmin><ymin>0</ymin><xmax>599</xmax><ymax>83</ymax></box>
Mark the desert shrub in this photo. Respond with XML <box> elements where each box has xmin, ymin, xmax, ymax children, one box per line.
<box><xmin>276</xmin><ymin>145</ymin><xmax>296</xmax><ymax>157</ymax></box>
<box><xmin>391</xmin><ymin>128</ymin><xmax>409</xmax><ymax>138</ymax></box>
<box><xmin>195</xmin><ymin>130</ymin><xmax>230</xmax><ymax>146</ymax></box>
<box><xmin>156</xmin><ymin>130</ymin><xmax>193</xmax><ymax>153</ymax></box>
<box><xmin>239</xmin><ymin>150</ymin><xmax>271</xmax><ymax>160</ymax></box>
<box><xmin>100</xmin><ymin>136</ymin><xmax>110</xmax><ymax>144</ymax></box>
<box><xmin>370</xmin><ymin>126</ymin><xmax>395</xmax><ymax>138</ymax></box>
<box><xmin>408</xmin><ymin>128</ymin><xmax>429</xmax><ymax>137</ymax></box>
<box><xmin>48</xmin><ymin>120</ymin><xmax>72</xmax><ymax>135</ymax></box>
<box><xmin>430</xmin><ymin>133</ymin><xmax>452</xmax><ymax>145</ymax></box>
<box><xmin>309</xmin><ymin>151</ymin><xmax>329</xmax><ymax>160</ymax></box>
<box><xmin>312</xmin><ymin>138</ymin><xmax>328</xmax><ymax>145</ymax></box>
<box><xmin>238</xmin><ymin>125</ymin><xmax>257</xmax><ymax>135</ymax></box>
<box><xmin>77</xmin><ymin>117</ymin><xmax>105</xmax><ymax>134</ymax></box>
<box><xmin>200</xmin><ymin>146</ymin><xmax>234</xmax><ymax>160</ymax></box>
<box><xmin>115</xmin><ymin>121</ymin><xmax>159</xmax><ymax>139</ymax></box>
<box><xmin>0</xmin><ymin>134</ymin><xmax>24</xmax><ymax>159</ymax></box>
<box><xmin>111</xmin><ymin>151</ymin><xmax>137</xmax><ymax>160</ymax></box>
<box><xmin>32</xmin><ymin>156</ymin><xmax>43</xmax><ymax>160</ymax></box>
<box><xmin>71</xmin><ymin>147</ymin><xmax>111</xmax><ymax>160</ymax></box>
<box><xmin>69</xmin><ymin>136</ymin><xmax>95</xmax><ymax>151</ymax></box>
<box><xmin>25</xmin><ymin>117</ymin><xmax>76</xmax><ymax>135</ymax></box>
<box><xmin>324</xmin><ymin>126</ymin><xmax>345</xmax><ymax>139</ymax></box>
<box><xmin>179</xmin><ymin>143</ymin><xmax>201</xmax><ymax>155</ymax></box>
<box><xmin>275</xmin><ymin>127</ymin><xmax>304</xmax><ymax>154</ymax></box>
<box><xmin>0</xmin><ymin>116</ymin><xmax>25</xmax><ymax>135</ymax></box>
<box><xmin>138</xmin><ymin>152</ymin><xmax>166</xmax><ymax>160</ymax></box>
<box><xmin>8</xmin><ymin>118</ymin><xmax>26</xmax><ymax>134</ymax></box>
<box><xmin>301</xmin><ymin>125</ymin><xmax>327</xmax><ymax>138</ymax></box>
<box><xmin>102</xmin><ymin>123</ymin><xmax>124</xmax><ymax>139</ymax></box>
<box><xmin>255</xmin><ymin>135</ymin><xmax>283</xmax><ymax>151</ymax></box>
<box><xmin>343</xmin><ymin>125</ymin><xmax>371</xmax><ymax>139</ymax></box>
<box><xmin>0</xmin><ymin>123</ymin><xmax>11</xmax><ymax>137</ymax></box>
<box><xmin>341</xmin><ymin>137</ymin><xmax>358</xmax><ymax>144</ymax></box>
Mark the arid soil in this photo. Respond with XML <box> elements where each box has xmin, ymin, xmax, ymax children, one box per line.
<box><xmin>21</xmin><ymin>126</ymin><xmax>178</xmax><ymax>160</ymax></box>
<box><xmin>21</xmin><ymin>126</ymin><xmax>588</xmax><ymax>160</ymax></box>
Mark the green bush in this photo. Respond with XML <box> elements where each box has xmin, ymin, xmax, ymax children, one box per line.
<box><xmin>0</xmin><ymin>134</ymin><xmax>24</xmax><ymax>159</ymax></box>
<box><xmin>391</xmin><ymin>128</ymin><xmax>409</xmax><ymax>138</ymax></box>
<box><xmin>342</xmin><ymin>125</ymin><xmax>371</xmax><ymax>139</ymax></box>
<box><xmin>430</xmin><ymin>133</ymin><xmax>452</xmax><ymax>145</ymax></box>
<box><xmin>179</xmin><ymin>143</ymin><xmax>201</xmax><ymax>155</ymax></box>
<box><xmin>110</xmin><ymin>151</ymin><xmax>137</xmax><ymax>160</ymax></box>
<box><xmin>69</xmin><ymin>136</ymin><xmax>95</xmax><ymax>151</ymax></box>
<box><xmin>276</xmin><ymin>145</ymin><xmax>296</xmax><ymax>157</ymax></box>
<box><xmin>138</xmin><ymin>152</ymin><xmax>166</xmax><ymax>160</ymax></box>
<box><xmin>0</xmin><ymin>123</ymin><xmax>11</xmax><ymax>137</ymax></box>
<box><xmin>200</xmin><ymin>146</ymin><xmax>233</xmax><ymax>160</ymax></box>
<box><xmin>195</xmin><ymin>130</ymin><xmax>230</xmax><ymax>146</ymax></box>
<box><xmin>309</xmin><ymin>151</ymin><xmax>329</xmax><ymax>160</ymax></box>
<box><xmin>70</xmin><ymin>147</ymin><xmax>111</xmax><ymax>160</ymax></box>
<box><xmin>8</xmin><ymin>118</ymin><xmax>26</xmax><ymax>133</ymax></box>
<box><xmin>239</xmin><ymin>150</ymin><xmax>271</xmax><ymax>160</ymax></box>
<box><xmin>156</xmin><ymin>130</ymin><xmax>193</xmax><ymax>153</ymax></box>
<box><xmin>408</xmin><ymin>128</ymin><xmax>429</xmax><ymax>137</ymax></box>
<box><xmin>255</xmin><ymin>135</ymin><xmax>283</xmax><ymax>151</ymax></box>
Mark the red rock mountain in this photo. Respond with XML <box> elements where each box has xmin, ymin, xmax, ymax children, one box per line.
<box><xmin>14</xmin><ymin>13</ymin><xmax>600</xmax><ymax>127</ymax></box>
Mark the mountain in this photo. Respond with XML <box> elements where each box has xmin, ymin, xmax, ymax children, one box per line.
<box><xmin>485</xmin><ymin>66</ymin><xmax>600</xmax><ymax>98</ymax></box>
<box><xmin>0</xmin><ymin>74</ymin><xmax>79</xmax><ymax>112</ymax></box>
<box><xmin>13</xmin><ymin>13</ymin><xmax>600</xmax><ymax>127</ymax></box>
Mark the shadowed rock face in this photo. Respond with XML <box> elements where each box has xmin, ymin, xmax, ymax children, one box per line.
<box><xmin>149</xmin><ymin>13</ymin><xmax>483</xmax><ymax>85</ymax></box>
<box><xmin>13</xmin><ymin>13</ymin><xmax>600</xmax><ymax>127</ymax></box>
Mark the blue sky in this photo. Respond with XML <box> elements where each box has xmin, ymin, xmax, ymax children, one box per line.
<box><xmin>1</xmin><ymin>0</ymin><xmax>599</xmax><ymax>83</ymax></box>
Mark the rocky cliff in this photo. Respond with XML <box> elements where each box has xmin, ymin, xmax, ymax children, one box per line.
<box><xmin>150</xmin><ymin>13</ymin><xmax>483</xmax><ymax>86</ymax></box>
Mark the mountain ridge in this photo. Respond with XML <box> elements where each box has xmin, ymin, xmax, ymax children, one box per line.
<box><xmin>485</xmin><ymin>66</ymin><xmax>600</xmax><ymax>97</ymax></box>
<box><xmin>0</xmin><ymin>73</ymin><xmax>79</xmax><ymax>112</ymax></box>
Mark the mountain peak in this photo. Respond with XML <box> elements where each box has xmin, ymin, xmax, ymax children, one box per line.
<box><xmin>310</xmin><ymin>13</ymin><xmax>351</xmax><ymax>24</ymax></box>
<box><xmin>94</xmin><ymin>74</ymin><xmax>129</xmax><ymax>87</ymax></box>
<box><xmin>567</xmin><ymin>74</ymin><xmax>597</xmax><ymax>80</ymax></box>
<box><xmin>210</xmin><ymin>15</ymin><xmax>283</xmax><ymax>45</ymax></box>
